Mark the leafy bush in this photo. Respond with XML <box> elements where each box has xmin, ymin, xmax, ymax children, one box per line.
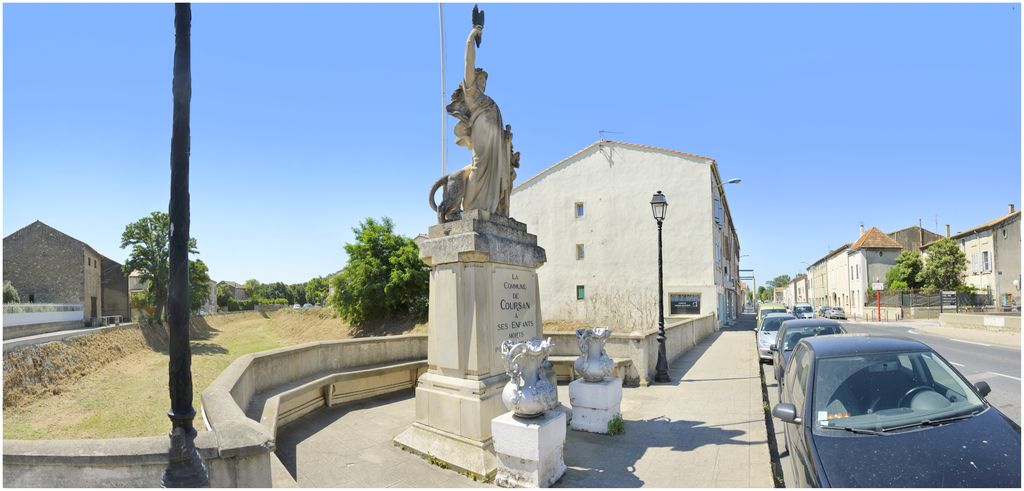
<box><xmin>3</xmin><ymin>281</ymin><xmax>20</xmax><ymax>303</ymax></box>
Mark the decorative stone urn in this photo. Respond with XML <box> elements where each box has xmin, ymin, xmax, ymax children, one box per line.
<box><xmin>574</xmin><ymin>327</ymin><xmax>614</xmax><ymax>382</ymax></box>
<box><xmin>500</xmin><ymin>337</ymin><xmax>558</xmax><ymax>418</ymax></box>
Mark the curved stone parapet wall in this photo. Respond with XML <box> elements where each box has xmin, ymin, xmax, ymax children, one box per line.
<box><xmin>3</xmin><ymin>334</ymin><xmax>429</xmax><ymax>488</ymax></box>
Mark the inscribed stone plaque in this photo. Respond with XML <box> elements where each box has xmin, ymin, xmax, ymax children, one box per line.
<box><xmin>492</xmin><ymin>267</ymin><xmax>539</xmax><ymax>369</ymax></box>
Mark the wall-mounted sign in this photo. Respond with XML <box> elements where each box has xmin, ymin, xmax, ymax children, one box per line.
<box><xmin>669</xmin><ymin>293</ymin><xmax>701</xmax><ymax>315</ymax></box>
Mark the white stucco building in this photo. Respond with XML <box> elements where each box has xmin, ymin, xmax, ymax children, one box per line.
<box><xmin>510</xmin><ymin>141</ymin><xmax>741</xmax><ymax>330</ymax></box>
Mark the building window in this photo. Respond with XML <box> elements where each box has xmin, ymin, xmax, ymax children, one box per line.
<box><xmin>87</xmin><ymin>258</ymin><xmax>91</xmax><ymax>266</ymax></box>
<box><xmin>576</xmin><ymin>285</ymin><xmax>585</xmax><ymax>300</ymax></box>
<box><xmin>1003</xmin><ymin>229</ymin><xmax>1008</xmax><ymax>239</ymax></box>
<box><xmin>972</xmin><ymin>253</ymin><xmax>980</xmax><ymax>273</ymax></box>
<box><xmin>576</xmin><ymin>244</ymin><xmax>585</xmax><ymax>260</ymax></box>
<box><xmin>982</xmin><ymin>251</ymin><xmax>991</xmax><ymax>272</ymax></box>
<box><xmin>575</xmin><ymin>202</ymin><xmax>584</xmax><ymax>218</ymax></box>
<box><xmin>670</xmin><ymin>293</ymin><xmax>701</xmax><ymax>315</ymax></box>
<box><xmin>28</xmin><ymin>294</ymin><xmax>35</xmax><ymax>303</ymax></box>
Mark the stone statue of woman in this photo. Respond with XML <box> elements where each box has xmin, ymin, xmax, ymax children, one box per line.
<box><xmin>447</xmin><ymin>22</ymin><xmax>511</xmax><ymax>216</ymax></box>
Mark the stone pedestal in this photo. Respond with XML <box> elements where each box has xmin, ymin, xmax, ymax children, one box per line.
<box><xmin>492</xmin><ymin>410</ymin><xmax>567</xmax><ymax>488</ymax></box>
<box><xmin>568</xmin><ymin>377</ymin><xmax>623</xmax><ymax>434</ymax></box>
<box><xmin>395</xmin><ymin>210</ymin><xmax>546</xmax><ymax>479</ymax></box>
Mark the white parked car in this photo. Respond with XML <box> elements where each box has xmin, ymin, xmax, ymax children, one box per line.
<box><xmin>293</xmin><ymin>303</ymin><xmax>301</xmax><ymax>309</ymax></box>
<box><xmin>756</xmin><ymin>313</ymin><xmax>796</xmax><ymax>362</ymax></box>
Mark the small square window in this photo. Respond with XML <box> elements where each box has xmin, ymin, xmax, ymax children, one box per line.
<box><xmin>576</xmin><ymin>285</ymin><xmax>585</xmax><ymax>300</ymax></box>
<box><xmin>576</xmin><ymin>244</ymin><xmax>585</xmax><ymax>260</ymax></box>
<box><xmin>575</xmin><ymin>202</ymin><xmax>584</xmax><ymax>218</ymax></box>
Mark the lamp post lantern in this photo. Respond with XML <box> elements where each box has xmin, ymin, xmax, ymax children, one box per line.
<box><xmin>650</xmin><ymin>191</ymin><xmax>670</xmax><ymax>383</ymax></box>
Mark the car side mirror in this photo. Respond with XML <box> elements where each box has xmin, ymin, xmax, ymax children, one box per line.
<box><xmin>975</xmin><ymin>381</ymin><xmax>991</xmax><ymax>397</ymax></box>
<box><xmin>769</xmin><ymin>344</ymin><xmax>777</xmax><ymax>352</ymax></box>
<box><xmin>772</xmin><ymin>403</ymin><xmax>800</xmax><ymax>424</ymax></box>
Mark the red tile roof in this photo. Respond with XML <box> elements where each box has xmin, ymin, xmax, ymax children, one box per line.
<box><xmin>850</xmin><ymin>227</ymin><xmax>903</xmax><ymax>250</ymax></box>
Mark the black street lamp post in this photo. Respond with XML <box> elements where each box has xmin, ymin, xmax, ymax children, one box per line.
<box><xmin>161</xmin><ymin>3</ymin><xmax>209</xmax><ymax>487</ymax></box>
<box><xmin>650</xmin><ymin>191</ymin><xmax>670</xmax><ymax>384</ymax></box>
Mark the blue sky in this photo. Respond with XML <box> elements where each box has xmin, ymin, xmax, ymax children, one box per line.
<box><xmin>4</xmin><ymin>3</ymin><xmax>1020</xmax><ymax>286</ymax></box>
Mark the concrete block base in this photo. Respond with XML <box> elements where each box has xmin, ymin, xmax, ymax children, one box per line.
<box><xmin>491</xmin><ymin>410</ymin><xmax>566</xmax><ymax>488</ymax></box>
<box><xmin>393</xmin><ymin>423</ymin><xmax>497</xmax><ymax>480</ymax></box>
<box><xmin>568</xmin><ymin>377</ymin><xmax>623</xmax><ymax>434</ymax></box>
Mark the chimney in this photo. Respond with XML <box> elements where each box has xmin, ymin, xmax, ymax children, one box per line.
<box><xmin>859</xmin><ymin>224</ymin><xmax>865</xmax><ymax>236</ymax></box>
<box><xmin>1010</xmin><ymin>204</ymin><xmax>1015</xmax><ymax>214</ymax></box>
<box><xmin>946</xmin><ymin>224</ymin><xmax>950</xmax><ymax>238</ymax></box>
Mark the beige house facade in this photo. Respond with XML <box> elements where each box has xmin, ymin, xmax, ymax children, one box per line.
<box><xmin>510</xmin><ymin>141</ymin><xmax>742</xmax><ymax>329</ymax></box>
<box><xmin>925</xmin><ymin>206</ymin><xmax>1021</xmax><ymax>307</ymax></box>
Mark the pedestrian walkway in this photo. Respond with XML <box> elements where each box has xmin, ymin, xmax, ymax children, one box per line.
<box><xmin>274</xmin><ymin>317</ymin><xmax>773</xmax><ymax>487</ymax></box>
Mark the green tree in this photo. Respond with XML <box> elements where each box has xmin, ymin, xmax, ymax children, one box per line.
<box><xmin>920</xmin><ymin>238</ymin><xmax>967</xmax><ymax>290</ymax></box>
<box><xmin>216</xmin><ymin>283</ymin><xmax>232</xmax><ymax>308</ymax></box>
<box><xmin>288</xmin><ymin>283</ymin><xmax>308</xmax><ymax>305</ymax></box>
<box><xmin>305</xmin><ymin>276</ymin><xmax>330</xmax><ymax>305</ymax></box>
<box><xmin>121</xmin><ymin>211</ymin><xmax>197</xmax><ymax>321</ymax></box>
<box><xmin>189</xmin><ymin>259</ymin><xmax>212</xmax><ymax>312</ymax></box>
<box><xmin>3</xmin><ymin>281</ymin><xmax>20</xmax><ymax>303</ymax></box>
<box><xmin>330</xmin><ymin>217</ymin><xmax>429</xmax><ymax>324</ymax></box>
<box><xmin>883</xmin><ymin>251</ymin><xmax>924</xmax><ymax>291</ymax></box>
<box><xmin>768</xmin><ymin>275</ymin><xmax>792</xmax><ymax>288</ymax></box>
<box><xmin>244</xmin><ymin>279</ymin><xmax>261</xmax><ymax>299</ymax></box>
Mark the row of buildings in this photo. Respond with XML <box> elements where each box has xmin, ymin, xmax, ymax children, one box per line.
<box><xmin>3</xmin><ymin>220</ymin><xmax>250</xmax><ymax>325</ymax></box>
<box><xmin>779</xmin><ymin>205</ymin><xmax>1021</xmax><ymax>317</ymax></box>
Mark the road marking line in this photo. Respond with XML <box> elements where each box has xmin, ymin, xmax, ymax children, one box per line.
<box><xmin>950</xmin><ymin>362</ymin><xmax>965</xmax><ymax>367</ymax></box>
<box><xmin>950</xmin><ymin>339</ymin><xmax>991</xmax><ymax>347</ymax></box>
<box><xmin>908</xmin><ymin>329</ymin><xmax>919</xmax><ymax>335</ymax></box>
<box><xmin>990</xmin><ymin>372</ymin><xmax>1022</xmax><ymax>381</ymax></box>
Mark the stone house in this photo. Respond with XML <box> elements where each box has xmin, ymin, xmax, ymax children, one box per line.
<box><xmin>923</xmin><ymin>205</ymin><xmax>1021</xmax><ymax>307</ymax></box>
<box><xmin>845</xmin><ymin>227</ymin><xmax>903</xmax><ymax>318</ymax></box>
<box><xmin>3</xmin><ymin>220</ymin><xmax>129</xmax><ymax>324</ymax></box>
<box><xmin>218</xmin><ymin>281</ymin><xmax>249</xmax><ymax>301</ymax></box>
<box><xmin>510</xmin><ymin>141</ymin><xmax>742</xmax><ymax>329</ymax></box>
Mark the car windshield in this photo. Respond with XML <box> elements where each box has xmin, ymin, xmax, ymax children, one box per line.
<box><xmin>761</xmin><ymin>317</ymin><xmax>792</xmax><ymax>332</ymax></box>
<box><xmin>832</xmin><ymin>308</ymin><xmax>845</xmax><ymax>313</ymax></box>
<box><xmin>760</xmin><ymin>309</ymin><xmax>785</xmax><ymax>319</ymax></box>
<box><xmin>813</xmin><ymin>351</ymin><xmax>984</xmax><ymax>433</ymax></box>
<box><xmin>781</xmin><ymin>325</ymin><xmax>843</xmax><ymax>350</ymax></box>
<box><xmin>794</xmin><ymin>306</ymin><xmax>813</xmax><ymax>314</ymax></box>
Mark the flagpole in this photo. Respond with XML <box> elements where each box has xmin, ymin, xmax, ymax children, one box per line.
<box><xmin>439</xmin><ymin>2</ymin><xmax>447</xmax><ymax>176</ymax></box>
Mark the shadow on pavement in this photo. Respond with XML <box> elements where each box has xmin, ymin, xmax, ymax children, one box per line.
<box><xmin>560</xmin><ymin>416</ymin><xmax>759</xmax><ymax>488</ymax></box>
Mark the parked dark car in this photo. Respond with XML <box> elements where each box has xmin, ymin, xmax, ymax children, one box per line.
<box><xmin>772</xmin><ymin>319</ymin><xmax>846</xmax><ymax>388</ymax></box>
<box><xmin>772</xmin><ymin>335</ymin><xmax>1021</xmax><ymax>487</ymax></box>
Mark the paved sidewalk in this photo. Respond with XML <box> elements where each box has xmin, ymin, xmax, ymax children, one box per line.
<box><xmin>274</xmin><ymin>318</ymin><xmax>773</xmax><ymax>487</ymax></box>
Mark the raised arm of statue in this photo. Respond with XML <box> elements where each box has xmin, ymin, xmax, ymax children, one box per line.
<box><xmin>463</xmin><ymin>25</ymin><xmax>482</xmax><ymax>96</ymax></box>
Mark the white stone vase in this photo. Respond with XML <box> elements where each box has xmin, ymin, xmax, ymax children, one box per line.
<box><xmin>500</xmin><ymin>337</ymin><xmax>558</xmax><ymax>418</ymax></box>
<box><xmin>574</xmin><ymin>327</ymin><xmax>614</xmax><ymax>382</ymax></box>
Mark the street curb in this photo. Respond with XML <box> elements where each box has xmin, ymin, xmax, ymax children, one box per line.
<box><xmin>759</xmin><ymin>360</ymin><xmax>785</xmax><ymax>488</ymax></box>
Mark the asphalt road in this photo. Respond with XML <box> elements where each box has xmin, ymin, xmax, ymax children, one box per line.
<box><xmin>839</xmin><ymin>321</ymin><xmax>1021</xmax><ymax>426</ymax></box>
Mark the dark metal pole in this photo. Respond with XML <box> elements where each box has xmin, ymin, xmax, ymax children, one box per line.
<box><xmin>654</xmin><ymin>219</ymin><xmax>670</xmax><ymax>383</ymax></box>
<box><xmin>162</xmin><ymin>3</ymin><xmax>208</xmax><ymax>487</ymax></box>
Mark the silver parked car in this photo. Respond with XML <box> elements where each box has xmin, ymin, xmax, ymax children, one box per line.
<box><xmin>756</xmin><ymin>313</ymin><xmax>796</xmax><ymax>362</ymax></box>
<box><xmin>826</xmin><ymin>307</ymin><xmax>846</xmax><ymax>319</ymax></box>
<box><xmin>792</xmin><ymin>303</ymin><xmax>814</xmax><ymax>319</ymax></box>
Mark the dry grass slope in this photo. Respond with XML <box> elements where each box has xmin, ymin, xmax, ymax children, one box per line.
<box><xmin>3</xmin><ymin>308</ymin><xmax>424</xmax><ymax>440</ymax></box>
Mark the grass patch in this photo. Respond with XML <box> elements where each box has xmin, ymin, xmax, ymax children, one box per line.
<box><xmin>607</xmin><ymin>413</ymin><xmax>625</xmax><ymax>435</ymax></box>
<box><xmin>3</xmin><ymin>309</ymin><xmax>424</xmax><ymax>440</ymax></box>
